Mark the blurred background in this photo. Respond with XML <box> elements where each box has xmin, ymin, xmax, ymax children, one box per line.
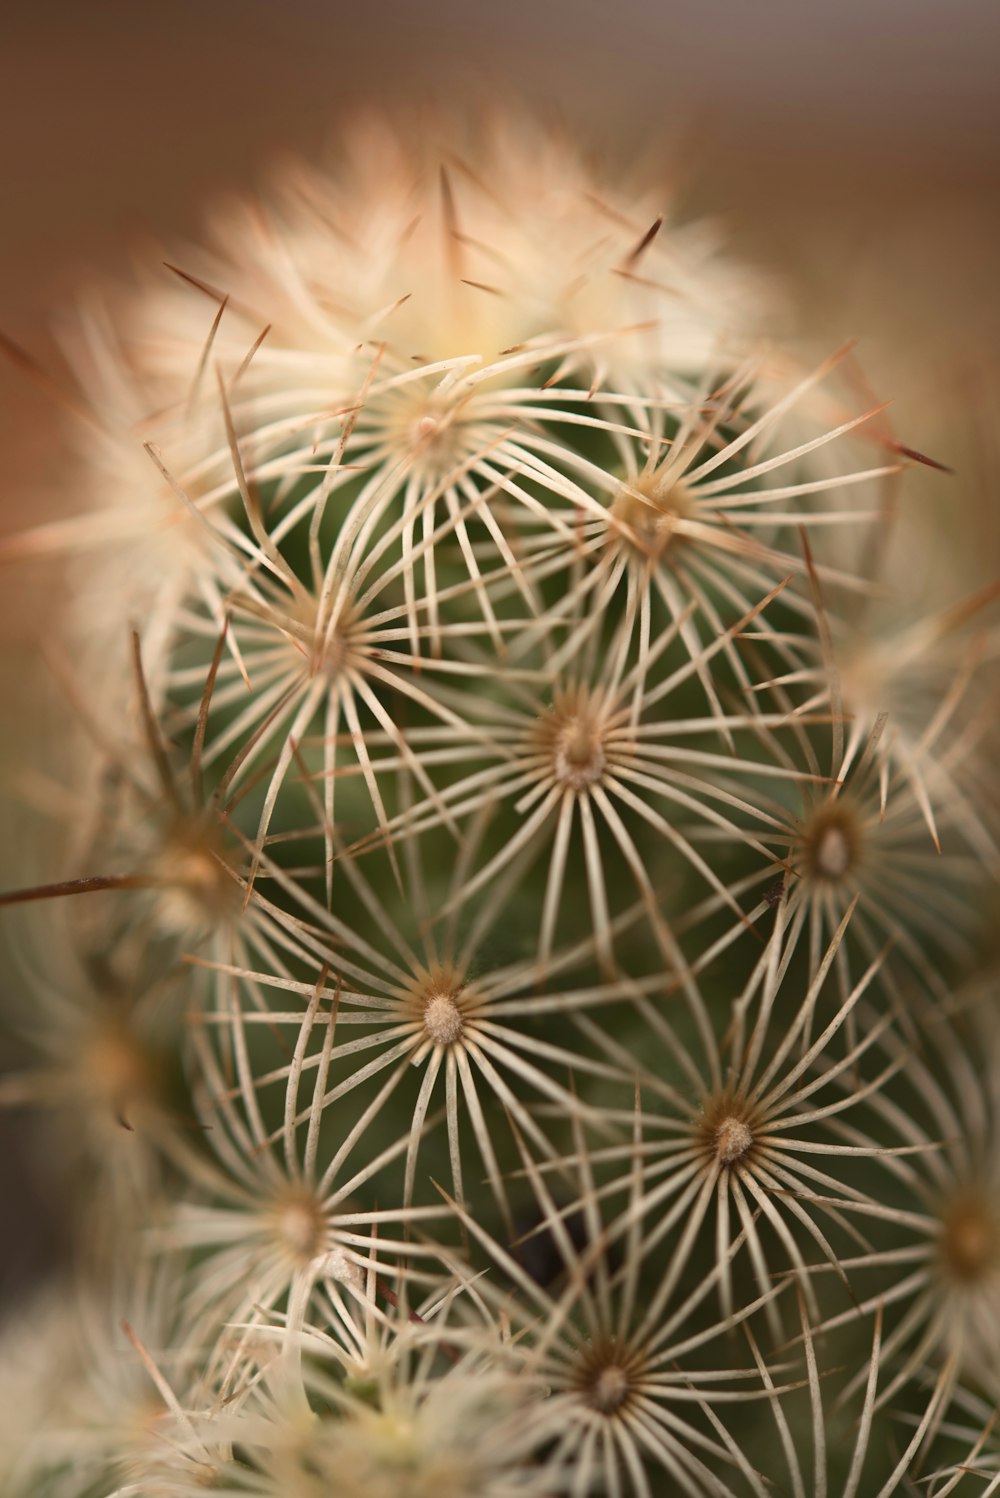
<box><xmin>1</xmin><ymin>0</ymin><xmax>999</xmax><ymax>1293</ymax></box>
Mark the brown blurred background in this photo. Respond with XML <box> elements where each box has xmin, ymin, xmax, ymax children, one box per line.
<box><xmin>1</xmin><ymin>0</ymin><xmax>999</xmax><ymax>1293</ymax></box>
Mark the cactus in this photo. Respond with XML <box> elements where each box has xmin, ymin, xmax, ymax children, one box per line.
<box><xmin>1</xmin><ymin>111</ymin><xmax>998</xmax><ymax>1496</ymax></box>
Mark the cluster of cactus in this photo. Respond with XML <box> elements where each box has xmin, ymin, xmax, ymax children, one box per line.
<box><xmin>1</xmin><ymin>113</ymin><xmax>999</xmax><ymax>1496</ymax></box>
